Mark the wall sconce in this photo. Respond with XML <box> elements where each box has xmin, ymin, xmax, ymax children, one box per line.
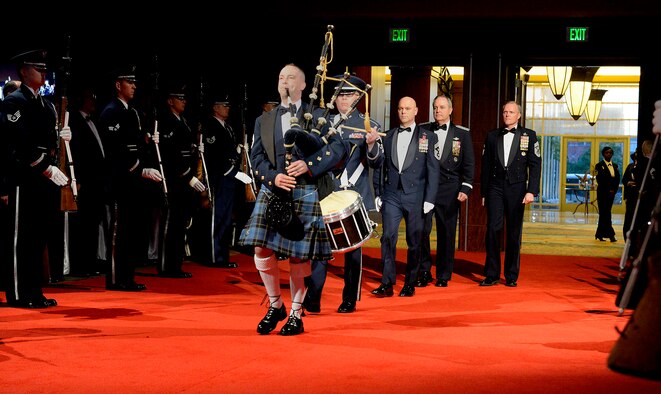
<box><xmin>546</xmin><ymin>66</ymin><xmax>572</xmax><ymax>100</ymax></box>
<box><xmin>565</xmin><ymin>66</ymin><xmax>600</xmax><ymax>120</ymax></box>
<box><xmin>585</xmin><ymin>89</ymin><xmax>608</xmax><ymax>126</ymax></box>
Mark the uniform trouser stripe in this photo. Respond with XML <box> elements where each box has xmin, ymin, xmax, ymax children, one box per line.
<box><xmin>110</xmin><ymin>202</ymin><xmax>118</xmax><ymax>284</ymax></box>
<box><xmin>12</xmin><ymin>186</ymin><xmax>20</xmax><ymax>300</ymax></box>
<box><xmin>210</xmin><ymin>190</ymin><xmax>216</xmax><ymax>263</ymax></box>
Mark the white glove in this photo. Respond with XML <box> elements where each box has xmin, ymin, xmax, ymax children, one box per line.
<box><xmin>375</xmin><ymin>196</ymin><xmax>382</xmax><ymax>212</ymax></box>
<box><xmin>423</xmin><ymin>201</ymin><xmax>434</xmax><ymax>214</ymax></box>
<box><xmin>59</xmin><ymin>126</ymin><xmax>72</xmax><ymax>142</ymax></box>
<box><xmin>653</xmin><ymin>100</ymin><xmax>661</xmax><ymax>134</ymax></box>
<box><xmin>142</xmin><ymin>168</ymin><xmax>163</xmax><ymax>182</ymax></box>
<box><xmin>189</xmin><ymin>177</ymin><xmax>206</xmax><ymax>192</ymax></box>
<box><xmin>152</xmin><ymin>131</ymin><xmax>160</xmax><ymax>144</ymax></box>
<box><xmin>235</xmin><ymin>171</ymin><xmax>252</xmax><ymax>184</ymax></box>
<box><xmin>43</xmin><ymin>165</ymin><xmax>68</xmax><ymax>186</ymax></box>
<box><xmin>198</xmin><ymin>141</ymin><xmax>205</xmax><ymax>153</ymax></box>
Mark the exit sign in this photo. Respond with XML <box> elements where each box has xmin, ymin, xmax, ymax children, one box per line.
<box><xmin>390</xmin><ymin>28</ymin><xmax>410</xmax><ymax>43</ymax></box>
<box><xmin>566</xmin><ymin>27</ymin><xmax>589</xmax><ymax>42</ymax></box>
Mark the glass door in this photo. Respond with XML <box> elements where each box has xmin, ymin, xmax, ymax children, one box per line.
<box><xmin>563</xmin><ymin>139</ymin><xmax>596</xmax><ymax>213</ymax></box>
<box><xmin>562</xmin><ymin>137</ymin><xmax>627</xmax><ymax>214</ymax></box>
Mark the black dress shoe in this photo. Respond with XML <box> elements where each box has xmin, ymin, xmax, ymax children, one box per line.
<box><xmin>505</xmin><ymin>280</ymin><xmax>518</xmax><ymax>287</ymax></box>
<box><xmin>106</xmin><ymin>282</ymin><xmax>147</xmax><ymax>292</ymax></box>
<box><xmin>303</xmin><ymin>301</ymin><xmax>320</xmax><ymax>314</ymax></box>
<box><xmin>414</xmin><ymin>271</ymin><xmax>433</xmax><ymax>287</ymax></box>
<box><xmin>435</xmin><ymin>279</ymin><xmax>448</xmax><ymax>287</ymax></box>
<box><xmin>371</xmin><ymin>283</ymin><xmax>394</xmax><ymax>298</ymax></box>
<box><xmin>609</xmin><ymin>237</ymin><xmax>617</xmax><ymax>242</ymax></box>
<box><xmin>337</xmin><ymin>300</ymin><xmax>356</xmax><ymax>313</ymax></box>
<box><xmin>596</xmin><ymin>237</ymin><xmax>606</xmax><ymax>241</ymax></box>
<box><xmin>158</xmin><ymin>271</ymin><xmax>193</xmax><ymax>278</ymax></box>
<box><xmin>257</xmin><ymin>304</ymin><xmax>287</xmax><ymax>335</ymax></box>
<box><xmin>8</xmin><ymin>298</ymin><xmax>48</xmax><ymax>309</ymax></box>
<box><xmin>479</xmin><ymin>277</ymin><xmax>500</xmax><ymax>286</ymax></box>
<box><xmin>40</xmin><ymin>296</ymin><xmax>58</xmax><ymax>307</ymax></box>
<box><xmin>279</xmin><ymin>315</ymin><xmax>304</xmax><ymax>336</ymax></box>
<box><xmin>399</xmin><ymin>285</ymin><xmax>415</xmax><ymax>297</ymax></box>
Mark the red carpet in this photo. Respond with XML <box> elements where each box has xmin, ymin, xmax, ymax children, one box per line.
<box><xmin>1</xmin><ymin>248</ymin><xmax>658</xmax><ymax>393</ymax></box>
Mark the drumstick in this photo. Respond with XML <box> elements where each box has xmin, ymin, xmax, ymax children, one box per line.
<box><xmin>339</xmin><ymin>124</ymin><xmax>386</xmax><ymax>137</ymax></box>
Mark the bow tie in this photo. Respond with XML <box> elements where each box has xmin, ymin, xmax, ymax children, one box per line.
<box><xmin>398</xmin><ymin>127</ymin><xmax>411</xmax><ymax>133</ymax></box>
<box><xmin>502</xmin><ymin>127</ymin><xmax>516</xmax><ymax>135</ymax></box>
<box><xmin>433</xmin><ymin>123</ymin><xmax>447</xmax><ymax>131</ymax></box>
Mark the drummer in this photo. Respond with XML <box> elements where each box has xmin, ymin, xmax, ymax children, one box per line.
<box><xmin>304</xmin><ymin>75</ymin><xmax>385</xmax><ymax>314</ymax></box>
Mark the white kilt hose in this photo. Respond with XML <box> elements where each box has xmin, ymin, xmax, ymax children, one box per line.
<box><xmin>239</xmin><ymin>185</ymin><xmax>333</xmax><ymax>262</ymax></box>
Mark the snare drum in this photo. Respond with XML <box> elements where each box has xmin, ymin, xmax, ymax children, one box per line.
<box><xmin>319</xmin><ymin>190</ymin><xmax>375</xmax><ymax>253</ymax></box>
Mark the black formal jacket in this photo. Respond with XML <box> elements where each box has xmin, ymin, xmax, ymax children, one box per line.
<box><xmin>421</xmin><ymin>121</ymin><xmax>475</xmax><ymax>200</ymax></box>
<box><xmin>595</xmin><ymin>159</ymin><xmax>620</xmax><ymax>198</ymax></box>
<box><xmin>480</xmin><ymin>126</ymin><xmax>541</xmax><ymax>197</ymax></box>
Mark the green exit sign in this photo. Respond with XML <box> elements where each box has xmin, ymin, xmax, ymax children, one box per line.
<box><xmin>390</xmin><ymin>28</ymin><xmax>410</xmax><ymax>43</ymax></box>
<box><xmin>566</xmin><ymin>27</ymin><xmax>589</xmax><ymax>42</ymax></box>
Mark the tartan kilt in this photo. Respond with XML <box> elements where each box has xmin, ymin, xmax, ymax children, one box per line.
<box><xmin>238</xmin><ymin>185</ymin><xmax>333</xmax><ymax>261</ymax></box>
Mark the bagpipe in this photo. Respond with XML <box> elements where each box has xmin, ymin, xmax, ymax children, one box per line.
<box><xmin>266</xmin><ymin>25</ymin><xmax>378</xmax><ymax>242</ymax></box>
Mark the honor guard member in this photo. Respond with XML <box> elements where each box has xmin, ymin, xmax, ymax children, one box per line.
<box><xmin>199</xmin><ymin>93</ymin><xmax>252</xmax><ymax>268</ymax></box>
<box><xmin>147</xmin><ymin>82</ymin><xmax>205</xmax><ymax>277</ymax></box>
<box><xmin>99</xmin><ymin>65</ymin><xmax>159</xmax><ymax>291</ymax></box>
<box><xmin>480</xmin><ymin>101</ymin><xmax>541</xmax><ymax>287</ymax></box>
<box><xmin>1</xmin><ymin>49</ymin><xmax>70</xmax><ymax>308</ymax></box>
<box><xmin>418</xmin><ymin>94</ymin><xmax>475</xmax><ymax>288</ymax></box>
<box><xmin>304</xmin><ymin>75</ymin><xmax>385</xmax><ymax>314</ymax></box>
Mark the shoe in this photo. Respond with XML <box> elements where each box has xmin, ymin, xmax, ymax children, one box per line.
<box><xmin>106</xmin><ymin>282</ymin><xmax>147</xmax><ymax>291</ymax></box>
<box><xmin>279</xmin><ymin>315</ymin><xmax>304</xmax><ymax>336</ymax></box>
<box><xmin>399</xmin><ymin>285</ymin><xmax>415</xmax><ymax>297</ymax></box>
<box><xmin>303</xmin><ymin>301</ymin><xmax>320</xmax><ymax>314</ymax></box>
<box><xmin>7</xmin><ymin>298</ymin><xmax>49</xmax><ymax>309</ymax></box>
<box><xmin>40</xmin><ymin>295</ymin><xmax>58</xmax><ymax>307</ymax></box>
<box><xmin>505</xmin><ymin>280</ymin><xmax>518</xmax><ymax>287</ymax></box>
<box><xmin>158</xmin><ymin>271</ymin><xmax>193</xmax><ymax>278</ymax></box>
<box><xmin>371</xmin><ymin>283</ymin><xmax>394</xmax><ymax>298</ymax></box>
<box><xmin>257</xmin><ymin>304</ymin><xmax>287</xmax><ymax>335</ymax></box>
<box><xmin>211</xmin><ymin>261</ymin><xmax>238</xmax><ymax>268</ymax></box>
<box><xmin>479</xmin><ymin>277</ymin><xmax>500</xmax><ymax>286</ymax></box>
<box><xmin>596</xmin><ymin>237</ymin><xmax>606</xmax><ymax>241</ymax></box>
<box><xmin>337</xmin><ymin>301</ymin><xmax>356</xmax><ymax>313</ymax></box>
<box><xmin>609</xmin><ymin>237</ymin><xmax>617</xmax><ymax>242</ymax></box>
<box><xmin>435</xmin><ymin>279</ymin><xmax>448</xmax><ymax>287</ymax></box>
<box><xmin>414</xmin><ymin>271</ymin><xmax>433</xmax><ymax>287</ymax></box>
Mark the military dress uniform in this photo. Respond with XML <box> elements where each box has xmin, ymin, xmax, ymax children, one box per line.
<box><xmin>1</xmin><ymin>79</ymin><xmax>60</xmax><ymax>307</ymax></box>
<box><xmin>148</xmin><ymin>108</ymin><xmax>198</xmax><ymax>277</ymax></box>
<box><xmin>419</xmin><ymin>121</ymin><xmax>474</xmax><ymax>286</ymax></box>
<box><xmin>372</xmin><ymin>124</ymin><xmax>440</xmax><ymax>295</ymax></box>
<box><xmin>306</xmin><ymin>107</ymin><xmax>385</xmax><ymax>313</ymax></box>
<box><xmin>480</xmin><ymin>125</ymin><xmax>541</xmax><ymax>285</ymax></box>
<box><xmin>200</xmin><ymin>109</ymin><xmax>242</xmax><ymax>267</ymax></box>
<box><xmin>99</xmin><ymin>92</ymin><xmax>150</xmax><ymax>290</ymax></box>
